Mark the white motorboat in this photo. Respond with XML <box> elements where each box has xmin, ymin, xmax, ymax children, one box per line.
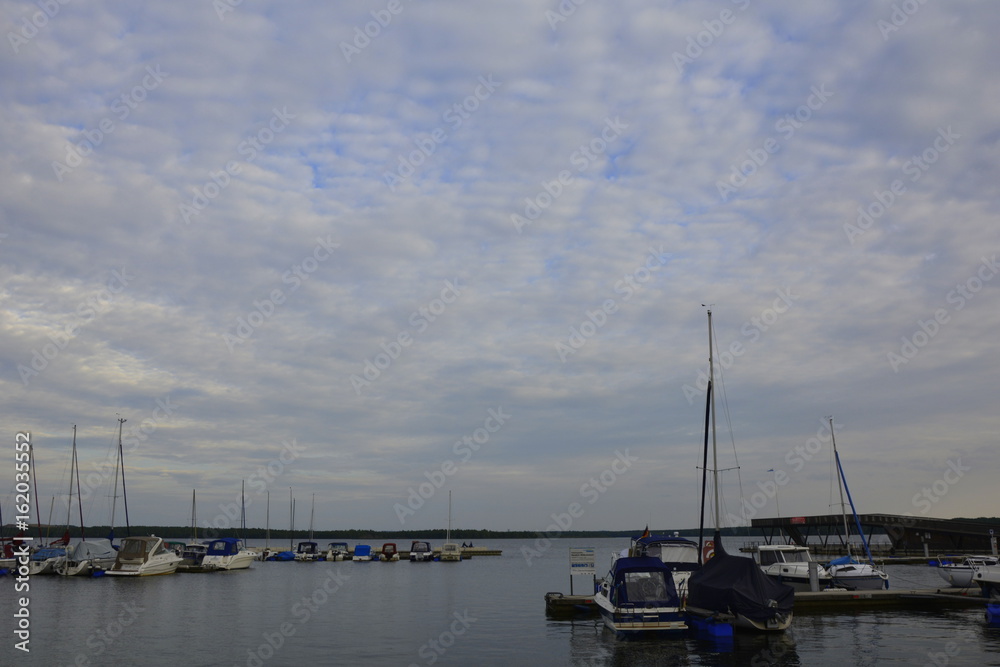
<box><xmin>594</xmin><ymin>556</ymin><xmax>687</xmax><ymax>637</ymax></box>
<box><xmin>409</xmin><ymin>540</ymin><xmax>434</xmax><ymax>562</ymax></box>
<box><xmin>105</xmin><ymin>536</ymin><xmax>183</xmax><ymax>576</ymax></box>
<box><xmin>58</xmin><ymin>539</ymin><xmax>118</xmax><ymax>576</ymax></box>
<box><xmin>201</xmin><ymin>538</ymin><xmax>255</xmax><ymax>571</ymax></box>
<box><xmin>752</xmin><ymin>544</ymin><xmax>835</xmax><ymax>592</ymax></box>
<box><xmin>938</xmin><ymin>556</ymin><xmax>999</xmax><ymax>588</ymax></box>
<box><xmin>352</xmin><ymin>544</ymin><xmax>372</xmax><ymax>561</ymax></box>
<box><xmin>324</xmin><ymin>542</ymin><xmax>350</xmax><ymax>561</ymax></box>
<box><xmin>972</xmin><ymin>562</ymin><xmax>1000</xmax><ymax>597</ymax></box>
<box><xmin>628</xmin><ymin>534</ymin><xmax>700</xmax><ymax>600</ymax></box>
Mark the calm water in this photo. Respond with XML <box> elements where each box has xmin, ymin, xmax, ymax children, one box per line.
<box><xmin>3</xmin><ymin>537</ymin><xmax>999</xmax><ymax>666</ymax></box>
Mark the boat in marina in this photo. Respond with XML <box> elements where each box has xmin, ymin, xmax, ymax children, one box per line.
<box><xmin>409</xmin><ymin>540</ymin><xmax>434</xmax><ymax>562</ymax></box>
<box><xmin>105</xmin><ymin>535</ymin><xmax>183</xmax><ymax>576</ymax></box>
<box><xmin>685</xmin><ymin>309</ymin><xmax>795</xmax><ymax>632</ymax></box>
<box><xmin>594</xmin><ymin>556</ymin><xmax>687</xmax><ymax>637</ymax></box>
<box><xmin>295</xmin><ymin>541</ymin><xmax>321</xmax><ymax>562</ymax></box>
<box><xmin>972</xmin><ymin>562</ymin><xmax>1000</xmax><ymax>597</ymax></box>
<box><xmin>378</xmin><ymin>543</ymin><xmax>399</xmax><ymax>562</ymax></box>
<box><xmin>938</xmin><ymin>555</ymin><xmax>999</xmax><ymax>587</ymax></box>
<box><xmin>627</xmin><ymin>533</ymin><xmax>700</xmax><ymax>600</ymax></box>
<box><xmin>27</xmin><ymin>547</ymin><xmax>66</xmax><ymax>575</ymax></box>
<box><xmin>440</xmin><ymin>491</ymin><xmax>461</xmax><ymax>562</ymax></box>
<box><xmin>58</xmin><ymin>539</ymin><xmax>118</xmax><ymax>576</ymax></box>
<box><xmin>352</xmin><ymin>544</ymin><xmax>373</xmax><ymax>562</ymax></box>
<box><xmin>202</xmin><ymin>537</ymin><xmax>255</xmax><ymax>571</ymax></box>
<box><xmin>750</xmin><ymin>544</ymin><xmax>835</xmax><ymax>592</ymax></box>
<box><xmin>324</xmin><ymin>542</ymin><xmax>350</xmax><ymax>561</ymax></box>
<box><xmin>825</xmin><ymin>417</ymin><xmax>889</xmax><ymax>591</ymax></box>
<box><xmin>172</xmin><ymin>541</ymin><xmax>210</xmax><ymax>572</ymax></box>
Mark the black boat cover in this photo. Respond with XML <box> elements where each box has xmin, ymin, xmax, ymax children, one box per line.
<box><xmin>687</xmin><ymin>534</ymin><xmax>794</xmax><ymax>622</ymax></box>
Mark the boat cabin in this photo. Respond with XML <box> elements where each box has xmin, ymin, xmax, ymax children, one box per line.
<box><xmin>755</xmin><ymin>545</ymin><xmax>817</xmax><ymax>567</ymax></box>
<box><xmin>206</xmin><ymin>538</ymin><xmax>244</xmax><ymax>556</ymax></box>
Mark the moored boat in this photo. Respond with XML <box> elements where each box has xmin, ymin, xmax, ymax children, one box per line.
<box><xmin>58</xmin><ymin>539</ymin><xmax>118</xmax><ymax>576</ymax></box>
<box><xmin>378</xmin><ymin>543</ymin><xmax>399</xmax><ymax>562</ymax></box>
<box><xmin>323</xmin><ymin>542</ymin><xmax>350</xmax><ymax>561</ymax></box>
<box><xmin>202</xmin><ymin>537</ymin><xmax>255</xmax><ymax>571</ymax></box>
<box><xmin>295</xmin><ymin>541</ymin><xmax>321</xmax><ymax>562</ymax></box>
<box><xmin>409</xmin><ymin>540</ymin><xmax>433</xmax><ymax>562</ymax></box>
<box><xmin>594</xmin><ymin>556</ymin><xmax>687</xmax><ymax>638</ymax></box>
<box><xmin>750</xmin><ymin>544</ymin><xmax>835</xmax><ymax>592</ymax></box>
<box><xmin>352</xmin><ymin>544</ymin><xmax>372</xmax><ymax>562</ymax></box>
<box><xmin>938</xmin><ymin>556</ymin><xmax>999</xmax><ymax>588</ymax></box>
<box><xmin>105</xmin><ymin>536</ymin><xmax>182</xmax><ymax>576</ymax></box>
<box><xmin>628</xmin><ymin>533</ymin><xmax>700</xmax><ymax>600</ymax></box>
<box><xmin>440</xmin><ymin>491</ymin><xmax>461</xmax><ymax>562</ymax></box>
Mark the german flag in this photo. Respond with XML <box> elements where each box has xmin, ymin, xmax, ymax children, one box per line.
<box><xmin>640</xmin><ymin>525</ymin><xmax>650</xmax><ymax>539</ymax></box>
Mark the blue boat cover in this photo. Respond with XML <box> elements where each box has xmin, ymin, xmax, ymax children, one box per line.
<box><xmin>354</xmin><ymin>544</ymin><xmax>371</xmax><ymax>557</ymax></box>
<box><xmin>687</xmin><ymin>534</ymin><xmax>794</xmax><ymax>623</ymax></box>
<box><xmin>607</xmin><ymin>556</ymin><xmax>681</xmax><ymax>607</ymax></box>
<box><xmin>206</xmin><ymin>538</ymin><xmax>242</xmax><ymax>556</ymax></box>
<box><xmin>828</xmin><ymin>555</ymin><xmax>860</xmax><ymax>566</ymax></box>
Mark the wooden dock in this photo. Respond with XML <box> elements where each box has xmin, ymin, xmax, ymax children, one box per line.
<box><xmin>544</xmin><ymin>587</ymin><xmax>989</xmax><ymax>617</ymax></box>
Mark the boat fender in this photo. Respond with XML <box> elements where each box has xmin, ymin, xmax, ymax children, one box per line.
<box><xmin>92</xmin><ymin>570</ymin><xmax>106</xmax><ymax>578</ymax></box>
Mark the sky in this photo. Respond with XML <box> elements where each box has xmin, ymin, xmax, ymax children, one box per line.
<box><xmin>2</xmin><ymin>1</ymin><xmax>998</xmax><ymax>536</ymax></box>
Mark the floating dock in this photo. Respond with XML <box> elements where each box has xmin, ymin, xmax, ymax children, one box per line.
<box><xmin>544</xmin><ymin>587</ymin><xmax>989</xmax><ymax>617</ymax></box>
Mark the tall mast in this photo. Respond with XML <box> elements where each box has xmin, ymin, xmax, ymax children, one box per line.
<box><xmin>118</xmin><ymin>417</ymin><xmax>131</xmax><ymax>536</ymax></box>
<box><xmin>73</xmin><ymin>426</ymin><xmax>86</xmax><ymax>541</ymax></box>
<box><xmin>241</xmin><ymin>480</ymin><xmax>247</xmax><ymax>541</ymax></box>
<box><xmin>191</xmin><ymin>489</ymin><xmax>197</xmax><ymax>542</ymax></box>
<box><xmin>309</xmin><ymin>493</ymin><xmax>315</xmax><ymax>542</ymax></box>
<box><xmin>831</xmin><ymin>417</ymin><xmax>851</xmax><ymax>555</ymax></box>
<box><xmin>29</xmin><ymin>439</ymin><xmax>42</xmax><ymax>539</ymax></box>
<box><xmin>288</xmin><ymin>487</ymin><xmax>293</xmax><ymax>551</ymax></box>
<box><xmin>708</xmin><ymin>309</ymin><xmax>720</xmax><ymax>531</ymax></box>
<box><xmin>265</xmin><ymin>490</ymin><xmax>270</xmax><ymax>550</ymax></box>
<box><xmin>447</xmin><ymin>490</ymin><xmax>453</xmax><ymax>543</ymax></box>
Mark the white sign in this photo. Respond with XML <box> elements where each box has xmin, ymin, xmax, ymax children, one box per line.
<box><xmin>569</xmin><ymin>547</ymin><xmax>596</xmax><ymax>576</ymax></box>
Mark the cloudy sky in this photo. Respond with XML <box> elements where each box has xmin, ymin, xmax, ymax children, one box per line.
<box><xmin>2</xmin><ymin>1</ymin><xmax>997</xmax><ymax>536</ymax></box>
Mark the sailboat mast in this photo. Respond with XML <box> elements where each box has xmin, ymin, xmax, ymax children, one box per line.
<box><xmin>447</xmin><ymin>490</ymin><xmax>452</xmax><ymax>543</ymax></box>
<box><xmin>73</xmin><ymin>426</ymin><xmax>86</xmax><ymax>541</ymax></box>
<box><xmin>191</xmin><ymin>489</ymin><xmax>197</xmax><ymax>542</ymax></box>
<box><xmin>117</xmin><ymin>418</ymin><xmax>131</xmax><ymax>536</ymax></box>
<box><xmin>29</xmin><ymin>439</ymin><xmax>42</xmax><ymax>539</ymax></box>
<box><xmin>708</xmin><ymin>309</ymin><xmax>720</xmax><ymax>531</ymax></box>
<box><xmin>241</xmin><ymin>480</ymin><xmax>247</xmax><ymax>541</ymax></box>
<box><xmin>288</xmin><ymin>487</ymin><xmax>293</xmax><ymax>551</ymax></box>
<box><xmin>830</xmin><ymin>417</ymin><xmax>851</xmax><ymax>554</ymax></box>
<box><xmin>265</xmin><ymin>490</ymin><xmax>270</xmax><ymax>549</ymax></box>
<box><xmin>309</xmin><ymin>493</ymin><xmax>315</xmax><ymax>541</ymax></box>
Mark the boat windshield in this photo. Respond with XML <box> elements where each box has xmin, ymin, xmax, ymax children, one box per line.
<box><xmin>120</xmin><ymin>539</ymin><xmax>152</xmax><ymax>559</ymax></box>
<box><xmin>623</xmin><ymin>571</ymin><xmax>670</xmax><ymax>603</ymax></box>
<box><xmin>781</xmin><ymin>550</ymin><xmax>813</xmax><ymax>563</ymax></box>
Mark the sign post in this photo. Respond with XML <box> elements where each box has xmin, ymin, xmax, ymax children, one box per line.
<box><xmin>569</xmin><ymin>547</ymin><xmax>596</xmax><ymax>595</ymax></box>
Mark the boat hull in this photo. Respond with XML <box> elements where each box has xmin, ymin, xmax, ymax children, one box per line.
<box><xmin>594</xmin><ymin>597</ymin><xmax>686</xmax><ymax>637</ymax></box>
<box><xmin>105</xmin><ymin>559</ymin><xmax>180</xmax><ymax>576</ymax></box>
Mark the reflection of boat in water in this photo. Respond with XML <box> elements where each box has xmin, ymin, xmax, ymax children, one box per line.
<box><xmin>938</xmin><ymin>556</ymin><xmax>999</xmax><ymax>588</ymax></box>
<box><xmin>685</xmin><ymin>309</ymin><xmax>794</xmax><ymax>632</ymax></box>
<box><xmin>594</xmin><ymin>556</ymin><xmax>686</xmax><ymax>638</ymax></box>
<box><xmin>105</xmin><ymin>536</ymin><xmax>182</xmax><ymax>576</ymax></box>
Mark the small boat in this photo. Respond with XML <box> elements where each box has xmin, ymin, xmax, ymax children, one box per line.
<box><xmin>105</xmin><ymin>536</ymin><xmax>183</xmax><ymax>576</ymax></box>
<box><xmin>57</xmin><ymin>539</ymin><xmax>119</xmax><ymax>576</ymax></box>
<box><xmin>267</xmin><ymin>550</ymin><xmax>296</xmax><ymax>561</ymax></box>
<box><xmin>170</xmin><ymin>541</ymin><xmax>211</xmax><ymax>572</ymax></box>
<box><xmin>378</xmin><ymin>543</ymin><xmax>399</xmax><ymax>562</ymax></box>
<box><xmin>409</xmin><ymin>540</ymin><xmax>434</xmax><ymax>562</ymax></box>
<box><xmin>972</xmin><ymin>562</ymin><xmax>1000</xmax><ymax>596</ymax></box>
<box><xmin>323</xmin><ymin>542</ymin><xmax>350</xmax><ymax>561</ymax></box>
<box><xmin>594</xmin><ymin>556</ymin><xmax>687</xmax><ymax>638</ymax></box>
<box><xmin>439</xmin><ymin>491</ymin><xmax>461</xmax><ymax>562</ymax></box>
<box><xmin>751</xmin><ymin>544</ymin><xmax>835</xmax><ymax>592</ymax></box>
<box><xmin>27</xmin><ymin>547</ymin><xmax>66</xmax><ymax>575</ymax></box>
<box><xmin>295</xmin><ymin>541</ymin><xmax>321</xmax><ymax>562</ymax></box>
<box><xmin>352</xmin><ymin>544</ymin><xmax>372</xmax><ymax>562</ymax></box>
<box><xmin>937</xmin><ymin>556</ymin><xmax>999</xmax><ymax>588</ymax></box>
<box><xmin>628</xmin><ymin>533</ymin><xmax>700</xmax><ymax>600</ymax></box>
<box><xmin>202</xmin><ymin>537</ymin><xmax>255</xmax><ymax>571</ymax></box>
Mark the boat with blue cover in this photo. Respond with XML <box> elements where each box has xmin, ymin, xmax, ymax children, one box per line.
<box><xmin>352</xmin><ymin>544</ymin><xmax>372</xmax><ymax>561</ymax></box>
<box><xmin>202</xmin><ymin>537</ymin><xmax>255</xmax><ymax>571</ymax></box>
<box><xmin>594</xmin><ymin>555</ymin><xmax>687</xmax><ymax>637</ymax></box>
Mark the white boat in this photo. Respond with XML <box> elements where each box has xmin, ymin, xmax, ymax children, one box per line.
<box><xmin>971</xmin><ymin>562</ymin><xmax>1000</xmax><ymax>597</ymax></box>
<box><xmin>295</xmin><ymin>541</ymin><xmax>322</xmax><ymax>562</ymax></box>
<box><xmin>324</xmin><ymin>542</ymin><xmax>350</xmax><ymax>561</ymax></box>
<box><xmin>627</xmin><ymin>533</ymin><xmax>700</xmax><ymax>600</ymax></box>
<box><xmin>439</xmin><ymin>490</ymin><xmax>461</xmax><ymax>562</ymax></box>
<box><xmin>352</xmin><ymin>544</ymin><xmax>373</xmax><ymax>561</ymax></box>
<box><xmin>752</xmin><ymin>544</ymin><xmax>835</xmax><ymax>592</ymax></box>
<box><xmin>201</xmin><ymin>538</ymin><xmax>255</xmax><ymax>571</ymax></box>
<box><xmin>58</xmin><ymin>539</ymin><xmax>118</xmax><ymax>576</ymax></box>
<box><xmin>594</xmin><ymin>556</ymin><xmax>687</xmax><ymax>637</ymax></box>
<box><xmin>825</xmin><ymin>418</ymin><xmax>889</xmax><ymax>591</ymax></box>
<box><xmin>686</xmin><ymin>309</ymin><xmax>794</xmax><ymax>632</ymax></box>
<box><xmin>378</xmin><ymin>543</ymin><xmax>400</xmax><ymax>562</ymax></box>
<box><xmin>173</xmin><ymin>541</ymin><xmax>210</xmax><ymax>572</ymax></box>
<box><xmin>409</xmin><ymin>540</ymin><xmax>434</xmax><ymax>562</ymax></box>
<box><xmin>105</xmin><ymin>536</ymin><xmax>182</xmax><ymax>576</ymax></box>
<box><xmin>27</xmin><ymin>547</ymin><xmax>66</xmax><ymax>575</ymax></box>
<box><xmin>938</xmin><ymin>556</ymin><xmax>999</xmax><ymax>588</ymax></box>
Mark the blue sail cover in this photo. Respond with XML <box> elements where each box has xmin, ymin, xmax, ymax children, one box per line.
<box><xmin>687</xmin><ymin>538</ymin><xmax>794</xmax><ymax>623</ymax></box>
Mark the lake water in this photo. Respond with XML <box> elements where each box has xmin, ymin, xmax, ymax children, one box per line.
<box><xmin>3</xmin><ymin>537</ymin><xmax>999</xmax><ymax>666</ymax></box>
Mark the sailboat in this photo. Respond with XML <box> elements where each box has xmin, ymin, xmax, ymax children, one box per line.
<box><xmin>685</xmin><ymin>309</ymin><xmax>794</xmax><ymax>632</ymax></box>
<box><xmin>58</xmin><ymin>425</ymin><xmax>117</xmax><ymax>576</ymax></box>
<box><xmin>826</xmin><ymin>417</ymin><xmax>889</xmax><ymax>590</ymax></box>
<box><xmin>175</xmin><ymin>490</ymin><xmax>210</xmax><ymax>572</ymax></box>
<box><xmin>439</xmin><ymin>490</ymin><xmax>461</xmax><ymax>562</ymax></box>
<box><xmin>295</xmin><ymin>494</ymin><xmax>320</xmax><ymax>561</ymax></box>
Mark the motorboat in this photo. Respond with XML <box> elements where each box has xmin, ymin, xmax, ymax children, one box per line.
<box><xmin>409</xmin><ymin>541</ymin><xmax>434</xmax><ymax>562</ymax></box>
<box><xmin>751</xmin><ymin>544</ymin><xmax>834</xmax><ymax>592</ymax></box>
<box><xmin>105</xmin><ymin>536</ymin><xmax>182</xmax><ymax>576</ymax></box>
<box><xmin>628</xmin><ymin>534</ymin><xmax>700</xmax><ymax>600</ymax></box>
<box><xmin>938</xmin><ymin>556</ymin><xmax>999</xmax><ymax>588</ymax></box>
<box><xmin>170</xmin><ymin>541</ymin><xmax>211</xmax><ymax>572</ymax></box>
<box><xmin>352</xmin><ymin>544</ymin><xmax>372</xmax><ymax>561</ymax></box>
<box><xmin>57</xmin><ymin>539</ymin><xmax>118</xmax><ymax>576</ymax></box>
<box><xmin>378</xmin><ymin>543</ymin><xmax>399</xmax><ymax>562</ymax></box>
<box><xmin>323</xmin><ymin>542</ymin><xmax>350</xmax><ymax>561</ymax></box>
<box><xmin>828</xmin><ymin>555</ymin><xmax>889</xmax><ymax>590</ymax></box>
<box><xmin>202</xmin><ymin>538</ymin><xmax>255</xmax><ymax>571</ymax></box>
<box><xmin>972</xmin><ymin>562</ymin><xmax>1000</xmax><ymax>597</ymax></box>
<box><xmin>295</xmin><ymin>541</ymin><xmax>321</xmax><ymax>562</ymax></box>
<box><xmin>594</xmin><ymin>556</ymin><xmax>687</xmax><ymax>637</ymax></box>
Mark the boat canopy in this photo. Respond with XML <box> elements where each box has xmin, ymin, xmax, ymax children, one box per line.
<box><xmin>633</xmin><ymin>535</ymin><xmax>700</xmax><ymax>566</ymax></box>
<box><xmin>606</xmin><ymin>556</ymin><xmax>681</xmax><ymax>607</ymax></box>
<box><xmin>66</xmin><ymin>539</ymin><xmax>116</xmax><ymax>561</ymax></box>
<box><xmin>354</xmin><ymin>544</ymin><xmax>371</xmax><ymax>557</ymax></box>
<box><xmin>688</xmin><ymin>541</ymin><xmax>794</xmax><ymax>623</ymax></box>
<box><xmin>296</xmin><ymin>541</ymin><xmax>318</xmax><ymax>554</ymax></box>
<box><xmin>411</xmin><ymin>541</ymin><xmax>431</xmax><ymax>552</ymax></box>
<box><xmin>206</xmin><ymin>538</ymin><xmax>243</xmax><ymax>556</ymax></box>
